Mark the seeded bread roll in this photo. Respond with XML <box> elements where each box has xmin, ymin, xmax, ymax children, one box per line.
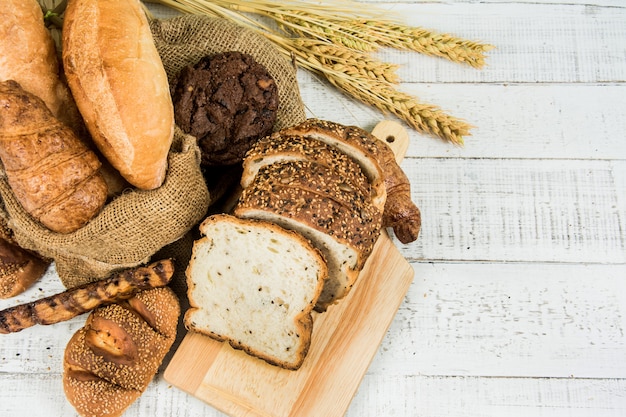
<box><xmin>0</xmin><ymin>237</ymin><xmax>50</xmax><ymax>299</ymax></box>
<box><xmin>63</xmin><ymin>287</ymin><xmax>180</xmax><ymax>417</ymax></box>
<box><xmin>235</xmin><ymin>182</ymin><xmax>381</xmax><ymax>312</ymax></box>
<box><xmin>185</xmin><ymin>214</ymin><xmax>327</xmax><ymax>370</ymax></box>
<box><xmin>242</xmin><ymin>133</ymin><xmax>380</xmax><ymax>210</ymax></box>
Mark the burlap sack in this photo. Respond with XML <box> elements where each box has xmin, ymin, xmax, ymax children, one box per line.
<box><xmin>0</xmin><ymin>13</ymin><xmax>306</xmax><ymax>288</ymax></box>
<box><xmin>149</xmin><ymin>15</ymin><xmax>306</xmax><ymax>131</ymax></box>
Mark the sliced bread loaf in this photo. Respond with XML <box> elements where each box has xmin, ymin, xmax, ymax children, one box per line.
<box><xmin>185</xmin><ymin>214</ymin><xmax>327</xmax><ymax>370</ymax></box>
<box><xmin>280</xmin><ymin>118</ymin><xmax>421</xmax><ymax>243</ymax></box>
<box><xmin>235</xmin><ymin>182</ymin><xmax>381</xmax><ymax>312</ymax></box>
<box><xmin>241</xmin><ymin>133</ymin><xmax>381</xmax><ymax>210</ymax></box>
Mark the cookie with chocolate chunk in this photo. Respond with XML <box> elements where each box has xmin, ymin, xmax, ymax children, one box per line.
<box><xmin>173</xmin><ymin>51</ymin><xmax>279</xmax><ymax>166</ymax></box>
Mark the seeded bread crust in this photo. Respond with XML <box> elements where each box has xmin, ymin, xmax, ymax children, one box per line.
<box><xmin>281</xmin><ymin>118</ymin><xmax>421</xmax><ymax>243</ymax></box>
<box><xmin>280</xmin><ymin>119</ymin><xmax>387</xmax><ymax>206</ymax></box>
<box><xmin>235</xmin><ymin>183</ymin><xmax>381</xmax><ymax>311</ymax></box>
<box><xmin>241</xmin><ymin>133</ymin><xmax>378</xmax><ymax>209</ymax></box>
<box><xmin>63</xmin><ymin>287</ymin><xmax>180</xmax><ymax>417</ymax></box>
<box><xmin>185</xmin><ymin>214</ymin><xmax>328</xmax><ymax>370</ymax></box>
<box><xmin>250</xmin><ymin>160</ymin><xmax>377</xmax><ymax>216</ymax></box>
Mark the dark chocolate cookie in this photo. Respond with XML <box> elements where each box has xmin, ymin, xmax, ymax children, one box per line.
<box><xmin>172</xmin><ymin>51</ymin><xmax>279</xmax><ymax>166</ymax></box>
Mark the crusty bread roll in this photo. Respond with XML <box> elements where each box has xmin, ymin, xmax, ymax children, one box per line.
<box><xmin>64</xmin><ymin>287</ymin><xmax>180</xmax><ymax>417</ymax></box>
<box><xmin>0</xmin><ymin>0</ymin><xmax>83</xmax><ymax>133</ymax></box>
<box><xmin>0</xmin><ymin>237</ymin><xmax>50</xmax><ymax>299</ymax></box>
<box><xmin>62</xmin><ymin>0</ymin><xmax>175</xmax><ymax>190</ymax></box>
<box><xmin>185</xmin><ymin>214</ymin><xmax>327</xmax><ymax>370</ymax></box>
<box><xmin>0</xmin><ymin>80</ymin><xmax>109</xmax><ymax>234</ymax></box>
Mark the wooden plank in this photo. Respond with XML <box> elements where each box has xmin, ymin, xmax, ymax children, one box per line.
<box><xmin>370</xmin><ymin>262</ymin><xmax>626</xmax><ymax>378</ymax></box>
<box><xmin>347</xmin><ymin>374</ymin><xmax>626</xmax><ymax>417</ymax></box>
<box><xmin>300</xmin><ymin>81</ymin><xmax>626</xmax><ymax>160</ymax></box>
<box><xmin>395</xmin><ymin>158</ymin><xmax>626</xmax><ymax>263</ymax></box>
<box><xmin>368</xmin><ymin>3</ymin><xmax>626</xmax><ymax>83</ymax></box>
<box><xmin>2</xmin><ymin>372</ymin><xmax>625</xmax><ymax>417</ymax></box>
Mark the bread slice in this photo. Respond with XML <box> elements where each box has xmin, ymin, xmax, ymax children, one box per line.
<box><xmin>241</xmin><ymin>133</ymin><xmax>380</xmax><ymax>210</ymax></box>
<box><xmin>249</xmin><ymin>160</ymin><xmax>376</xmax><ymax>214</ymax></box>
<box><xmin>235</xmin><ymin>181</ymin><xmax>381</xmax><ymax>312</ymax></box>
<box><xmin>185</xmin><ymin>214</ymin><xmax>328</xmax><ymax>370</ymax></box>
<box><xmin>279</xmin><ymin>119</ymin><xmax>388</xmax><ymax>208</ymax></box>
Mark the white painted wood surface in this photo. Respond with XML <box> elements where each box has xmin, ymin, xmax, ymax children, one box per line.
<box><xmin>1</xmin><ymin>1</ymin><xmax>625</xmax><ymax>416</ymax></box>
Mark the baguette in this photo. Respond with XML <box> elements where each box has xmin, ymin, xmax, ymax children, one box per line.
<box><xmin>0</xmin><ymin>259</ymin><xmax>174</xmax><ymax>334</ymax></box>
<box><xmin>0</xmin><ymin>0</ymin><xmax>83</xmax><ymax>132</ymax></box>
<box><xmin>62</xmin><ymin>0</ymin><xmax>174</xmax><ymax>190</ymax></box>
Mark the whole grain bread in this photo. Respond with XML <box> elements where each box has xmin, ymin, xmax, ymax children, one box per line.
<box><xmin>241</xmin><ymin>133</ymin><xmax>377</xmax><ymax>209</ymax></box>
<box><xmin>235</xmin><ymin>182</ymin><xmax>381</xmax><ymax>312</ymax></box>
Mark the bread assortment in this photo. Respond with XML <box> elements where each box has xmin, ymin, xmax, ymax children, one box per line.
<box><xmin>62</xmin><ymin>0</ymin><xmax>174</xmax><ymax>190</ymax></box>
<box><xmin>0</xmin><ymin>0</ymin><xmax>422</xmax><ymax>414</ymax></box>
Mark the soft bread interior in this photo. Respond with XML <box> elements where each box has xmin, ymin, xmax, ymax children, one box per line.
<box><xmin>185</xmin><ymin>215</ymin><xmax>326</xmax><ymax>368</ymax></box>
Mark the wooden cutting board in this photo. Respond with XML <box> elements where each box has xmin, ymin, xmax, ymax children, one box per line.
<box><xmin>164</xmin><ymin>120</ymin><xmax>415</xmax><ymax>417</ymax></box>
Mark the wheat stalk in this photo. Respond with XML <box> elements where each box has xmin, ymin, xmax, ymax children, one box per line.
<box><xmin>143</xmin><ymin>0</ymin><xmax>489</xmax><ymax>143</ymax></box>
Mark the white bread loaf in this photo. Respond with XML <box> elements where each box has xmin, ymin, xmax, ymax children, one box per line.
<box><xmin>0</xmin><ymin>0</ymin><xmax>83</xmax><ymax>132</ymax></box>
<box><xmin>234</xmin><ymin>180</ymin><xmax>381</xmax><ymax>312</ymax></box>
<box><xmin>62</xmin><ymin>0</ymin><xmax>174</xmax><ymax>190</ymax></box>
<box><xmin>185</xmin><ymin>214</ymin><xmax>328</xmax><ymax>370</ymax></box>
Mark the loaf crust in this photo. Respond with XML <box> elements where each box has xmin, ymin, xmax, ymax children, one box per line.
<box><xmin>281</xmin><ymin>119</ymin><xmax>421</xmax><ymax>243</ymax></box>
<box><xmin>242</xmin><ymin>133</ymin><xmax>375</xmax><ymax>207</ymax></box>
<box><xmin>0</xmin><ymin>80</ymin><xmax>108</xmax><ymax>234</ymax></box>
<box><xmin>62</xmin><ymin>0</ymin><xmax>174</xmax><ymax>190</ymax></box>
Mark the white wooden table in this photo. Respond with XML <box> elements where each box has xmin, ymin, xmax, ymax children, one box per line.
<box><xmin>1</xmin><ymin>0</ymin><xmax>625</xmax><ymax>416</ymax></box>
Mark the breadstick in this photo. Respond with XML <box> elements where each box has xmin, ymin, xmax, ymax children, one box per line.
<box><xmin>0</xmin><ymin>259</ymin><xmax>174</xmax><ymax>334</ymax></box>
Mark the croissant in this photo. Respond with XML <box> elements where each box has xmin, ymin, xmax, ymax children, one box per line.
<box><xmin>371</xmin><ymin>134</ymin><xmax>422</xmax><ymax>244</ymax></box>
<box><xmin>0</xmin><ymin>259</ymin><xmax>174</xmax><ymax>334</ymax></box>
<box><xmin>0</xmin><ymin>80</ymin><xmax>108</xmax><ymax>233</ymax></box>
